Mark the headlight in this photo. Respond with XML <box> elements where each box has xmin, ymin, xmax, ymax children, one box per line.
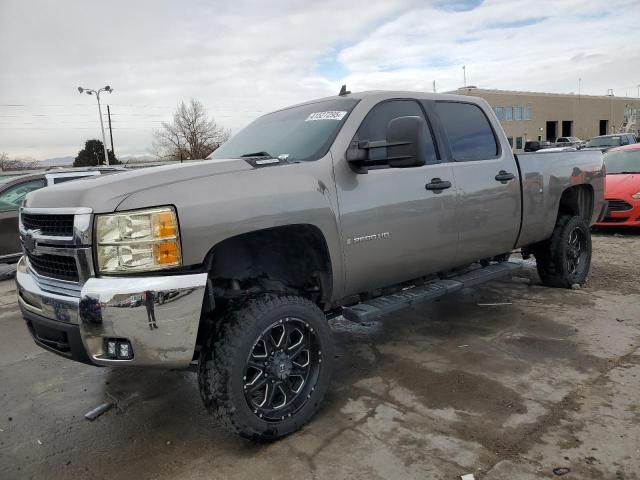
<box><xmin>632</xmin><ymin>192</ymin><xmax>640</xmax><ymax>199</ymax></box>
<box><xmin>95</xmin><ymin>206</ymin><xmax>182</xmax><ymax>273</ymax></box>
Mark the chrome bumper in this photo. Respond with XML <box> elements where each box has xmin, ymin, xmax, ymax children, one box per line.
<box><xmin>16</xmin><ymin>256</ymin><xmax>208</xmax><ymax>368</ymax></box>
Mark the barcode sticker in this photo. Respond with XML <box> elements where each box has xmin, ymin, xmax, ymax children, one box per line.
<box><xmin>305</xmin><ymin>111</ymin><xmax>347</xmax><ymax>121</ymax></box>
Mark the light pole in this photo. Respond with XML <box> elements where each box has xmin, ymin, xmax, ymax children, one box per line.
<box><xmin>77</xmin><ymin>85</ymin><xmax>113</xmax><ymax>165</ymax></box>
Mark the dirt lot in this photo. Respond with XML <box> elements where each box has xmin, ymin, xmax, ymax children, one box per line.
<box><xmin>0</xmin><ymin>231</ymin><xmax>639</xmax><ymax>480</ymax></box>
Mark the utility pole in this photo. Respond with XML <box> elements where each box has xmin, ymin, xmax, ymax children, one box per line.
<box><xmin>107</xmin><ymin>105</ymin><xmax>115</xmax><ymax>158</ymax></box>
<box><xmin>77</xmin><ymin>85</ymin><xmax>113</xmax><ymax>165</ymax></box>
<box><xmin>432</xmin><ymin>80</ymin><xmax>436</xmax><ymax>93</ymax></box>
<box><xmin>462</xmin><ymin>65</ymin><xmax>466</xmax><ymax>88</ymax></box>
<box><xmin>578</xmin><ymin>78</ymin><xmax>581</xmax><ymax>97</ymax></box>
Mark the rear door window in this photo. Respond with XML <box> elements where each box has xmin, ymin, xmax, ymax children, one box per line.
<box><xmin>53</xmin><ymin>175</ymin><xmax>92</xmax><ymax>184</ymax></box>
<box><xmin>434</xmin><ymin>102</ymin><xmax>499</xmax><ymax>161</ymax></box>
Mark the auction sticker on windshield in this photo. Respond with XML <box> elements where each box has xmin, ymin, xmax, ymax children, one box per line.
<box><xmin>305</xmin><ymin>111</ymin><xmax>347</xmax><ymax>121</ymax></box>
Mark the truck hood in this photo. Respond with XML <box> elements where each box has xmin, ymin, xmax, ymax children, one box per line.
<box><xmin>24</xmin><ymin>159</ymin><xmax>255</xmax><ymax>213</ymax></box>
<box><xmin>605</xmin><ymin>173</ymin><xmax>640</xmax><ymax>197</ymax></box>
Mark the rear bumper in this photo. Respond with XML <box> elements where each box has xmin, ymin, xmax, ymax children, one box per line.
<box><xmin>16</xmin><ymin>256</ymin><xmax>208</xmax><ymax>368</ymax></box>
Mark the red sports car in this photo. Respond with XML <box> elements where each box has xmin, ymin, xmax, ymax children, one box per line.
<box><xmin>594</xmin><ymin>143</ymin><xmax>640</xmax><ymax>227</ymax></box>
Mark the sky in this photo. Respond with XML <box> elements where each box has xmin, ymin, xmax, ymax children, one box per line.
<box><xmin>1</xmin><ymin>0</ymin><xmax>639</xmax><ymax>160</ymax></box>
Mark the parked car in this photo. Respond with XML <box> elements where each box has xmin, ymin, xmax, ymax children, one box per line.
<box><xmin>593</xmin><ymin>143</ymin><xmax>640</xmax><ymax>227</ymax></box>
<box><xmin>524</xmin><ymin>140</ymin><xmax>552</xmax><ymax>152</ymax></box>
<box><xmin>556</xmin><ymin>136</ymin><xmax>585</xmax><ymax>148</ymax></box>
<box><xmin>16</xmin><ymin>90</ymin><xmax>605</xmax><ymax>441</ymax></box>
<box><xmin>0</xmin><ymin>167</ymin><xmax>124</xmax><ymax>262</ymax></box>
<box><xmin>583</xmin><ymin>133</ymin><xmax>638</xmax><ymax>152</ymax></box>
<box><xmin>535</xmin><ymin>146</ymin><xmax>578</xmax><ymax>153</ymax></box>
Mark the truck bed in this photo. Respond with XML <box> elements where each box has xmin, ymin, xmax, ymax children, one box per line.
<box><xmin>515</xmin><ymin>150</ymin><xmax>605</xmax><ymax>248</ymax></box>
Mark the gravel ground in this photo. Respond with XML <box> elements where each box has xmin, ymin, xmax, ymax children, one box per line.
<box><xmin>0</xmin><ymin>231</ymin><xmax>638</xmax><ymax>480</ymax></box>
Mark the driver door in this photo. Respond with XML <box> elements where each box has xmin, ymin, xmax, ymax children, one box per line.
<box><xmin>334</xmin><ymin>99</ymin><xmax>459</xmax><ymax>295</ymax></box>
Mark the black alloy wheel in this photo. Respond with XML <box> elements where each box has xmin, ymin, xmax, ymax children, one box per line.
<box><xmin>243</xmin><ymin>317</ymin><xmax>322</xmax><ymax>421</ymax></box>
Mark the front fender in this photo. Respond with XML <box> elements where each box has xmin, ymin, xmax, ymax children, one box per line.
<box><xmin>116</xmin><ymin>156</ymin><xmax>345</xmax><ymax>299</ymax></box>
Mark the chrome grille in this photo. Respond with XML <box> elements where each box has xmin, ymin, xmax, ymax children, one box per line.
<box><xmin>607</xmin><ymin>199</ymin><xmax>632</xmax><ymax>212</ymax></box>
<box><xmin>21</xmin><ymin>213</ymin><xmax>75</xmax><ymax>237</ymax></box>
<box><xmin>20</xmin><ymin>207</ymin><xmax>94</xmax><ymax>287</ymax></box>
<box><xmin>26</xmin><ymin>252</ymin><xmax>79</xmax><ymax>282</ymax></box>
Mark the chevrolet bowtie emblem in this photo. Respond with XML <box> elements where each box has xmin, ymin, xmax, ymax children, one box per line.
<box><xmin>23</xmin><ymin>229</ymin><xmax>41</xmax><ymax>254</ymax></box>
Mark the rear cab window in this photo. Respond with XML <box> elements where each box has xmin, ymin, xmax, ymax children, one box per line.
<box><xmin>434</xmin><ymin>102</ymin><xmax>499</xmax><ymax>161</ymax></box>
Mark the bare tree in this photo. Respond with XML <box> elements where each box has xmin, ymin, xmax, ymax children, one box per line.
<box><xmin>152</xmin><ymin>99</ymin><xmax>230</xmax><ymax>161</ymax></box>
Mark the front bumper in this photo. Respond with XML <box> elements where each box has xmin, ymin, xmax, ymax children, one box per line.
<box><xmin>593</xmin><ymin>200</ymin><xmax>640</xmax><ymax>227</ymax></box>
<box><xmin>16</xmin><ymin>256</ymin><xmax>208</xmax><ymax>368</ymax></box>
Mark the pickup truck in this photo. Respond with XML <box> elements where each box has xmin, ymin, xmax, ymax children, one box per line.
<box><xmin>15</xmin><ymin>90</ymin><xmax>605</xmax><ymax>441</ymax></box>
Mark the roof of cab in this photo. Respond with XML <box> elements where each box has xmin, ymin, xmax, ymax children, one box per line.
<box><xmin>271</xmin><ymin>90</ymin><xmax>485</xmax><ymax>114</ymax></box>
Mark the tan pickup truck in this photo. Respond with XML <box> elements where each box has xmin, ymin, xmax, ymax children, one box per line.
<box><xmin>16</xmin><ymin>90</ymin><xmax>605</xmax><ymax>440</ymax></box>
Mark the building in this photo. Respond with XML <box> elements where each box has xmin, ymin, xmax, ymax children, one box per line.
<box><xmin>451</xmin><ymin>87</ymin><xmax>640</xmax><ymax>151</ymax></box>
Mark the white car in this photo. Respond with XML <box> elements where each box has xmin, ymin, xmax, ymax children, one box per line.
<box><xmin>535</xmin><ymin>146</ymin><xmax>578</xmax><ymax>153</ymax></box>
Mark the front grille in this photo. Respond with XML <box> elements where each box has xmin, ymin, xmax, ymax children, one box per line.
<box><xmin>607</xmin><ymin>199</ymin><xmax>632</xmax><ymax>212</ymax></box>
<box><xmin>27</xmin><ymin>252</ymin><xmax>79</xmax><ymax>282</ymax></box>
<box><xmin>21</xmin><ymin>213</ymin><xmax>75</xmax><ymax>237</ymax></box>
<box><xmin>602</xmin><ymin>216</ymin><xmax>629</xmax><ymax>223</ymax></box>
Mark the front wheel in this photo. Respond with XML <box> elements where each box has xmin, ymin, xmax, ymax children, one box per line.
<box><xmin>534</xmin><ymin>215</ymin><xmax>592</xmax><ymax>288</ymax></box>
<box><xmin>198</xmin><ymin>295</ymin><xmax>334</xmax><ymax>441</ymax></box>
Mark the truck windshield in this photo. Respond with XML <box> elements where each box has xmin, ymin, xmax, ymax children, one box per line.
<box><xmin>604</xmin><ymin>150</ymin><xmax>640</xmax><ymax>174</ymax></box>
<box><xmin>210</xmin><ymin>98</ymin><xmax>359</xmax><ymax>162</ymax></box>
<box><xmin>586</xmin><ymin>136</ymin><xmax>621</xmax><ymax>147</ymax></box>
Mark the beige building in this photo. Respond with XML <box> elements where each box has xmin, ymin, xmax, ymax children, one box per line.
<box><xmin>451</xmin><ymin>87</ymin><xmax>640</xmax><ymax>151</ymax></box>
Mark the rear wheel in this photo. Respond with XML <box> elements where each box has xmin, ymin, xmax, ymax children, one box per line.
<box><xmin>534</xmin><ymin>215</ymin><xmax>592</xmax><ymax>288</ymax></box>
<box><xmin>198</xmin><ymin>295</ymin><xmax>334</xmax><ymax>441</ymax></box>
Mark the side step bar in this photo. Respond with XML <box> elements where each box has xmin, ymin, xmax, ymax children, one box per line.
<box><xmin>342</xmin><ymin>262</ymin><xmax>522</xmax><ymax>323</ymax></box>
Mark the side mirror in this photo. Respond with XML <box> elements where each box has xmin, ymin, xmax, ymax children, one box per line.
<box><xmin>386</xmin><ymin>116</ymin><xmax>428</xmax><ymax>168</ymax></box>
<box><xmin>346</xmin><ymin>115</ymin><xmax>428</xmax><ymax>172</ymax></box>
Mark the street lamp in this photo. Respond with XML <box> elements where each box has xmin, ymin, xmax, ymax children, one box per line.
<box><xmin>77</xmin><ymin>85</ymin><xmax>113</xmax><ymax>165</ymax></box>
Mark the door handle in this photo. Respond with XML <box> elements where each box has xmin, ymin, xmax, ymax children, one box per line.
<box><xmin>425</xmin><ymin>178</ymin><xmax>452</xmax><ymax>192</ymax></box>
<box><xmin>495</xmin><ymin>170</ymin><xmax>515</xmax><ymax>183</ymax></box>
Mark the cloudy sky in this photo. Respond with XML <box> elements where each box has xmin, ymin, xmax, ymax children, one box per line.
<box><xmin>1</xmin><ymin>0</ymin><xmax>639</xmax><ymax>160</ymax></box>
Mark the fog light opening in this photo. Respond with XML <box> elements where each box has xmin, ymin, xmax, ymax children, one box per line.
<box><xmin>103</xmin><ymin>338</ymin><xmax>134</xmax><ymax>360</ymax></box>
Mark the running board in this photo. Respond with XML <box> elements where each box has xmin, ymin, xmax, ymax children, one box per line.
<box><xmin>342</xmin><ymin>262</ymin><xmax>522</xmax><ymax>323</ymax></box>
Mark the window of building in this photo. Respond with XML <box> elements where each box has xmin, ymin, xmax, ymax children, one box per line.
<box><xmin>495</xmin><ymin>107</ymin><xmax>504</xmax><ymax>120</ymax></box>
<box><xmin>435</xmin><ymin>102</ymin><xmax>498</xmax><ymax>161</ymax></box>
<box><xmin>504</xmin><ymin>107</ymin><xmax>513</xmax><ymax>121</ymax></box>
<box><xmin>523</xmin><ymin>106</ymin><xmax>531</xmax><ymax>120</ymax></box>
<box><xmin>514</xmin><ymin>106</ymin><xmax>522</xmax><ymax>121</ymax></box>
<box><xmin>507</xmin><ymin>137</ymin><xmax>514</xmax><ymax>148</ymax></box>
<box><xmin>516</xmin><ymin>137</ymin><xmax>523</xmax><ymax>149</ymax></box>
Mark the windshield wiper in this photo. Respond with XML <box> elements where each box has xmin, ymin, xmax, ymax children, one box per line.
<box><xmin>240</xmin><ymin>151</ymin><xmax>274</xmax><ymax>158</ymax></box>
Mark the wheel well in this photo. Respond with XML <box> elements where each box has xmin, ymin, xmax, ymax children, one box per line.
<box><xmin>203</xmin><ymin>224</ymin><xmax>333</xmax><ymax>308</ymax></box>
<box><xmin>557</xmin><ymin>185</ymin><xmax>594</xmax><ymax>223</ymax></box>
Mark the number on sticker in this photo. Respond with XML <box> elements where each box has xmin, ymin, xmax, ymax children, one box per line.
<box><xmin>305</xmin><ymin>111</ymin><xmax>347</xmax><ymax>122</ymax></box>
